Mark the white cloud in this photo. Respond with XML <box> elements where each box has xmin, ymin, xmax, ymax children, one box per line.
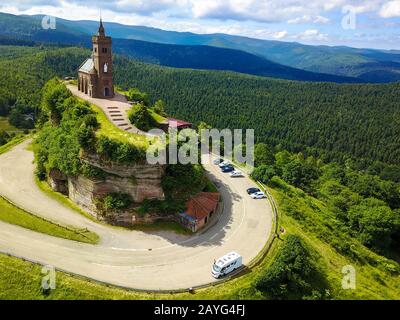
<box><xmin>288</xmin><ymin>15</ymin><xmax>330</xmax><ymax>24</ymax></box>
<box><xmin>272</xmin><ymin>30</ymin><xmax>288</xmax><ymax>39</ymax></box>
<box><xmin>380</xmin><ymin>1</ymin><xmax>400</xmax><ymax>17</ymax></box>
<box><xmin>0</xmin><ymin>0</ymin><xmax>394</xmax><ymax>23</ymax></box>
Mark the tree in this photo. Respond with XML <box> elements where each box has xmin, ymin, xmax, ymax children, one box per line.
<box><xmin>127</xmin><ymin>103</ymin><xmax>157</xmax><ymax>132</ymax></box>
<box><xmin>126</xmin><ymin>88</ymin><xmax>150</xmax><ymax>106</ymax></box>
<box><xmin>347</xmin><ymin>198</ymin><xmax>400</xmax><ymax>251</ymax></box>
<box><xmin>41</xmin><ymin>78</ymin><xmax>72</xmax><ymax>124</ymax></box>
<box><xmin>0</xmin><ymin>130</ymin><xmax>10</xmax><ymax>146</ymax></box>
<box><xmin>256</xmin><ymin>235</ymin><xmax>322</xmax><ymax>299</ymax></box>
<box><xmin>251</xmin><ymin>165</ymin><xmax>276</xmax><ymax>184</ymax></box>
<box><xmin>8</xmin><ymin>99</ymin><xmax>34</xmax><ymax>129</ymax></box>
<box><xmin>254</xmin><ymin>143</ymin><xmax>275</xmax><ymax>167</ymax></box>
<box><xmin>152</xmin><ymin>99</ymin><xmax>166</xmax><ymax>116</ymax></box>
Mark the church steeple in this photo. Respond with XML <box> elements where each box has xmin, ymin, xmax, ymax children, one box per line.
<box><xmin>98</xmin><ymin>18</ymin><xmax>105</xmax><ymax>37</ymax></box>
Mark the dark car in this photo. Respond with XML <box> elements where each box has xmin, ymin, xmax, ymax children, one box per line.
<box><xmin>247</xmin><ymin>187</ymin><xmax>260</xmax><ymax>195</ymax></box>
<box><xmin>221</xmin><ymin>165</ymin><xmax>235</xmax><ymax>173</ymax></box>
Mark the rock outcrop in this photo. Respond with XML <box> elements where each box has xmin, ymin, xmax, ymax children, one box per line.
<box><xmin>49</xmin><ymin>151</ymin><xmax>166</xmax><ymax>222</ymax></box>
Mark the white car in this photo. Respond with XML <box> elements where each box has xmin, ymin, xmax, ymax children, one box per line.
<box><xmin>219</xmin><ymin>161</ymin><xmax>231</xmax><ymax>168</ymax></box>
<box><xmin>230</xmin><ymin>171</ymin><xmax>243</xmax><ymax>178</ymax></box>
<box><xmin>213</xmin><ymin>158</ymin><xmax>223</xmax><ymax>165</ymax></box>
<box><xmin>250</xmin><ymin>191</ymin><xmax>266</xmax><ymax>199</ymax></box>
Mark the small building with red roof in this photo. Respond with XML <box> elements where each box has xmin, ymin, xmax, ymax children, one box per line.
<box><xmin>167</xmin><ymin>118</ymin><xmax>192</xmax><ymax>130</ymax></box>
<box><xmin>178</xmin><ymin>192</ymin><xmax>220</xmax><ymax>232</ymax></box>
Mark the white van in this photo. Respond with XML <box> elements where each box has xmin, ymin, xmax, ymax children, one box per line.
<box><xmin>211</xmin><ymin>252</ymin><xmax>243</xmax><ymax>279</ymax></box>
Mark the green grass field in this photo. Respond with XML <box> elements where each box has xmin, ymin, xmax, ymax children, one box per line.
<box><xmin>0</xmin><ymin>196</ymin><xmax>99</xmax><ymax>244</ymax></box>
<box><xmin>0</xmin><ymin>116</ymin><xmax>19</xmax><ymax>133</ymax></box>
<box><xmin>89</xmin><ymin>101</ymin><xmax>149</xmax><ymax>149</ymax></box>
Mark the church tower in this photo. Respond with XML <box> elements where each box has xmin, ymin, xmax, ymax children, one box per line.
<box><xmin>92</xmin><ymin>19</ymin><xmax>114</xmax><ymax>98</ymax></box>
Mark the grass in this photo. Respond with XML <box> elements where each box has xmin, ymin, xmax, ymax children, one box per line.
<box><xmin>0</xmin><ymin>116</ymin><xmax>19</xmax><ymax>133</ymax></box>
<box><xmin>0</xmin><ymin>196</ymin><xmax>99</xmax><ymax>245</ymax></box>
<box><xmin>148</xmin><ymin>108</ymin><xmax>167</xmax><ymax>124</ymax></box>
<box><xmin>269</xmin><ymin>185</ymin><xmax>400</xmax><ymax>300</ymax></box>
<box><xmin>0</xmin><ymin>134</ymin><xmax>29</xmax><ymax>155</ymax></box>
<box><xmin>76</xmin><ymin>97</ymin><xmax>150</xmax><ymax>150</ymax></box>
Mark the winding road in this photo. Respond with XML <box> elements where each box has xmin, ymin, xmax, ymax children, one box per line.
<box><xmin>0</xmin><ymin>140</ymin><xmax>273</xmax><ymax>290</ymax></box>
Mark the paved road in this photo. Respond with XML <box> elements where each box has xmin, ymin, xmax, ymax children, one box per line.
<box><xmin>0</xmin><ymin>140</ymin><xmax>273</xmax><ymax>290</ymax></box>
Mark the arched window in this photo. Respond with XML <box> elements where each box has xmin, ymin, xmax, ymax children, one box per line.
<box><xmin>104</xmin><ymin>63</ymin><xmax>108</xmax><ymax>73</ymax></box>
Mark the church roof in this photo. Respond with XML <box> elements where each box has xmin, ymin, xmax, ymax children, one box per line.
<box><xmin>79</xmin><ymin>58</ymin><xmax>96</xmax><ymax>74</ymax></box>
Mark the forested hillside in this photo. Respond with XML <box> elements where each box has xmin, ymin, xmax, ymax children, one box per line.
<box><xmin>0</xmin><ymin>45</ymin><xmax>399</xmax><ymax>167</ymax></box>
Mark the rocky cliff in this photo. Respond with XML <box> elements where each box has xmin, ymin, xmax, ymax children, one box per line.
<box><xmin>48</xmin><ymin>151</ymin><xmax>165</xmax><ymax>221</ymax></box>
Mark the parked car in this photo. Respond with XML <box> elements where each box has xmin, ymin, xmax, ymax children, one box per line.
<box><xmin>219</xmin><ymin>161</ymin><xmax>231</xmax><ymax>168</ymax></box>
<box><xmin>246</xmin><ymin>187</ymin><xmax>260</xmax><ymax>195</ymax></box>
<box><xmin>211</xmin><ymin>252</ymin><xmax>243</xmax><ymax>279</ymax></box>
<box><xmin>250</xmin><ymin>191</ymin><xmax>266</xmax><ymax>199</ymax></box>
<box><xmin>221</xmin><ymin>165</ymin><xmax>235</xmax><ymax>173</ymax></box>
<box><xmin>230</xmin><ymin>171</ymin><xmax>243</xmax><ymax>178</ymax></box>
<box><xmin>213</xmin><ymin>158</ymin><xmax>224</xmax><ymax>165</ymax></box>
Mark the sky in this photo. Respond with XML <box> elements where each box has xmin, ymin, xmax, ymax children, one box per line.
<box><xmin>0</xmin><ymin>0</ymin><xmax>400</xmax><ymax>50</ymax></box>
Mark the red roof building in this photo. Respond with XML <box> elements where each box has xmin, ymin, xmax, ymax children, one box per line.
<box><xmin>168</xmin><ymin>118</ymin><xmax>192</xmax><ymax>130</ymax></box>
<box><xmin>179</xmin><ymin>192</ymin><xmax>220</xmax><ymax>232</ymax></box>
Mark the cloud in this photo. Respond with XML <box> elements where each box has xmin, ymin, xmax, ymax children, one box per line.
<box><xmin>272</xmin><ymin>30</ymin><xmax>288</xmax><ymax>39</ymax></box>
<box><xmin>1</xmin><ymin>0</ymin><xmax>395</xmax><ymax>23</ymax></box>
<box><xmin>380</xmin><ymin>0</ymin><xmax>400</xmax><ymax>17</ymax></box>
<box><xmin>288</xmin><ymin>15</ymin><xmax>330</xmax><ymax>24</ymax></box>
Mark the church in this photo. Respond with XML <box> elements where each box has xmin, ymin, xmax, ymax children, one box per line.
<box><xmin>77</xmin><ymin>19</ymin><xmax>114</xmax><ymax>98</ymax></box>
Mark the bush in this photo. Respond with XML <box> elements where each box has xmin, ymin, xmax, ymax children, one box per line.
<box><xmin>256</xmin><ymin>235</ymin><xmax>324</xmax><ymax>299</ymax></box>
<box><xmin>81</xmin><ymin>163</ymin><xmax>106</xmax><ymax>180</ymax></box>
<box><xmin>95</xmin><ymin>135</ymin><xmax>145</xmax><ymax>163</ymax></box>
<box><xmin>102</xmin><ymin>193</ymin><xmax>132</xmax><ymax>211</ymax></box>
<box><xmin>127</xmin><ymin>103</ymin><xmax>157</xmax><ymax>132</ymax></box>
<box><xmin>0</xmin><ymin>130</ymin><xmax>10</xmax><ymax>146</ymax></box>
<box><xmin>126</xmin><ymin>88</ymin><xmax>150</xmax><ymax>106</ymax></box>
<box><xmin>347</xmin><ymin>198</ymin><xmax>400</xmax><ymax>251</ymax></box>
<box><xmin>251</xmin><ymin>165</ymin><xmax>276</xmax><ymax>184</ymax></box>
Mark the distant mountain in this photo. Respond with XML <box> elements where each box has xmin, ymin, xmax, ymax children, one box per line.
<box><xmin>42</xmin><ymin>14</ymin><xmax>400</xmax><ymax>83</ymax></box>
<box><xmin>0</xmin><ymin>12</ymin><xmax>361</xmax><ymax>83</ymax></box>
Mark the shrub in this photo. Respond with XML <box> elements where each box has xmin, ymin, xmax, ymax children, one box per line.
<box><xmin>251</xmin><ymin>165</ymin><xmax>276</xmax><ymax>184</ymax></box>
<box><xmin>102</xmin><ymin>193</ymin><xmax>132</xmax><ymax>211</ymax></box>
<box><xmin>0</xmin><ymin>130</ymin><xmax>10</xmax><ymax>146</ymax></box>
<box><xmin>126</xmin><ymin>88</ymin><xmax>151</xmax><ymax>106</ymax></box>
<box><xmin>95</xmin><ymin>136</ymin><xmax>145</xmax><ymax>163</ymax></box>
<box><xmin>81</xmin><ymin>163</ymin><xmax>106</xmax><ymax>180</ymax></box>
<box><xmin>127</xmin><ymin>103</ymin><xmax>157</xmax><ymax>132</ymax></box>
<box><xmin>256</xmin><ymin>235</ymin><xmax>325</xmax><ymax>299</ymax></box>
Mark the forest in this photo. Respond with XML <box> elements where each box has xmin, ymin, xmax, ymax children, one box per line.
<box><xmin>0</xmin><ymin>45</ymin><xmax>399</xmax><ymax>170</ymax></box>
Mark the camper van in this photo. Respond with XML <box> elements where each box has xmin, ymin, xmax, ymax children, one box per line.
<box><xmin>211</xmin><ymin>252</ymin><xmax>243</xmax><ymax>279</ymax></box>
